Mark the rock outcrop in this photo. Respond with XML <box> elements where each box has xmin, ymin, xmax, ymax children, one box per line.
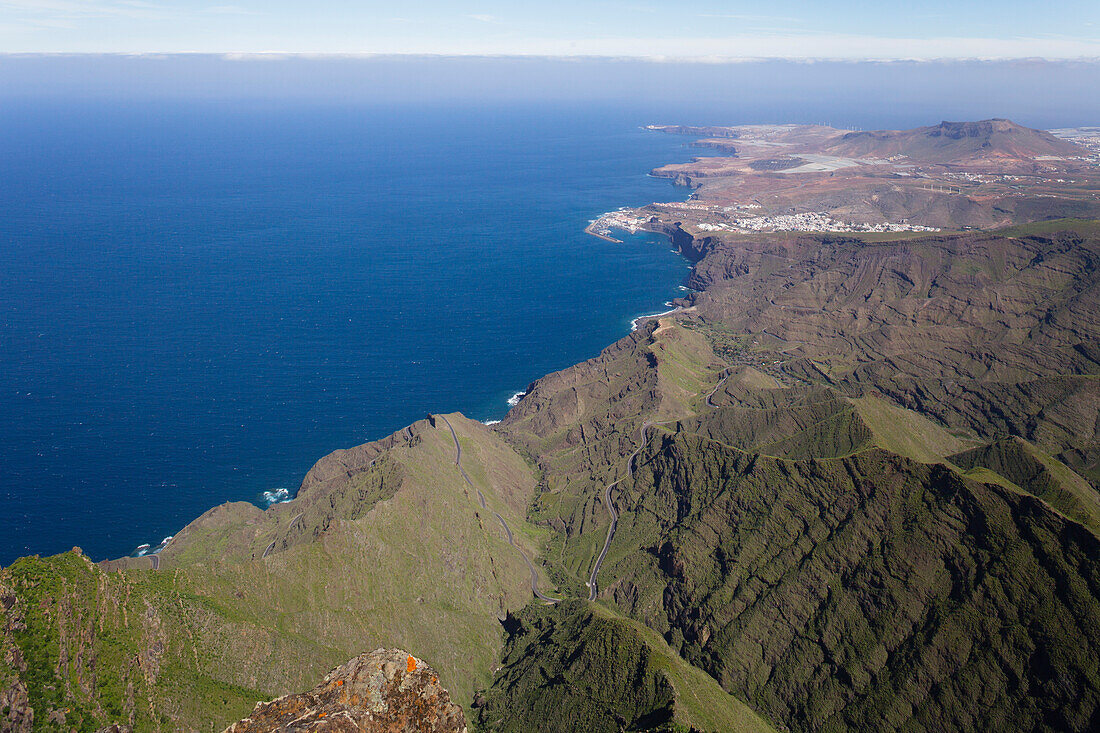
<box><xmin>224</xmin><ymin>649</ymin><xmax>466</xmax><ymax>733</ymax></box>
<box><xmin>0</xmin><ymin>679</ymin><xmax>33</xmax><ymax>733</ymax></box>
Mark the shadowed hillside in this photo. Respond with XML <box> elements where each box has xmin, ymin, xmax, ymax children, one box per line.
<box><xmin>475</xmin><ymin>601</ymin><xmax>774</xmax><ymax>733</ymax></box>
<box><xmin>609</xmin><ymin>432</ymin><xmax>1100</xmax><ymax>731</ymax></box>
<box><xmin>496</xmin><ymin>221</ymin><xmax>1100</xmax><ymax>732</ymax></box>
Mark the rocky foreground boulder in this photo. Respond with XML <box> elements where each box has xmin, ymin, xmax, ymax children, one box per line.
<box><xmin>224</xmin><ymin>649</ymin><xmax>466</xmax><ymax>733</ymax></box>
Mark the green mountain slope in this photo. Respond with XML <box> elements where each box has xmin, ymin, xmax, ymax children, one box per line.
<box><xmin>497</xmin><ymin>221</ymin><xmax>1100</xmax><ymax>732</ymax></box>
<box><xmin>604</xmin><ymin>429</ymin><xmax>1100</xmax><ymax>731</ymax></box>
<box><xmin>1</xmin><ymin>550</ymin><xmax>269</xmax><ymax>731</ymax></box>
<box><xmin>2</xmin><ymin>415</ymin><xmax>553</xmax><ymax>731</ymax></box>
<box><xmin>949</xmin><ymin>436</ymin><xmax>1100</xmax><ymax>535</ymax></box>
<box><xmin>475</xmin><ymin>601</ymin><xmax>774</xmax><ymax>733</ymax></box>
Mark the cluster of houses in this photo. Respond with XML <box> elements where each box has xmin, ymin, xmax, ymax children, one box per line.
<box><xmin>695</xmin><ymin>211</ymin><xmax>940</xmax><ymax>234</ymax></box>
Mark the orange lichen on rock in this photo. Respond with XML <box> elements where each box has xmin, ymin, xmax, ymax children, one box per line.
<box><xmin>222</xmin><ymin>648</ymin><xmax>466</xmax><ymax>733</ymax></box>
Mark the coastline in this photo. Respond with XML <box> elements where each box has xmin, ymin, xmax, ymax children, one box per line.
<box><xmin>109</xmin><ymin>221</ymin><xmax>699</xmax><ymax>564</ymax></box>
<box><xmin>583</xmin><ymin>220</ymin><xmax>624</xmax><ymax>243</ymax></box>
<box><xmin>8</xmin><ymin>131</ymin><xmax>705</xmax><ymax>567</ymax></box>
<box><xmin>630</xmin><ymin>304</ymin><xmax>683</xmax><ymax>331</ymax></box>
<box><xmin>10</xmin><ymin>111</ymin><xmax>1100</xmax><ymax>731</ymax></box>
<box><xmin>0</xmin><ymin>106</ymin><xmax>714</xmax><ymax>568</ymax></box>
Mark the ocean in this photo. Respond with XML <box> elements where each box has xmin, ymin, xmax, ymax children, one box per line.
<box><xmin>0</xmin><ymin>101</ymin><xmax>698</xmax><ymax>563</ymax></box>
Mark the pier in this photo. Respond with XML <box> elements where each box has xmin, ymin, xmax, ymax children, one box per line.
<box><xmin>584</xmin><ymin>220</ymin><xmax>623</xmax><ymax>243</ymax></box>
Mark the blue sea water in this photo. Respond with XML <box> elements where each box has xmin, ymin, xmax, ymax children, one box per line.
<box><xmin>0</xmin><ymin>101</ymin><xmax>701</xmax><ymax>563</ymax></box>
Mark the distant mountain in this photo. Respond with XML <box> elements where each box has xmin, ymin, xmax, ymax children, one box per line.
<box><xmin>823</xmin><ymin>118</ymin><xmax>1087</xmax><ymax>162</ymax></box>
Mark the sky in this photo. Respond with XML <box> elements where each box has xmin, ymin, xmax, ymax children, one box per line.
<box><xmin>0</xmin><ymin>0</ymin><xmax>1098</xmax><ymax>58</ymax></box>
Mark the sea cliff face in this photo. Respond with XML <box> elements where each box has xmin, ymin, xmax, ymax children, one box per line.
<box><xmin>644</xmin><ymin>221</ymin><xmax>714</xmax><ymax>263</ymax></box>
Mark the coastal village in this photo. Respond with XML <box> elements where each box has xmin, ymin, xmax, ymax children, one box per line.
<box><xmin>693</xmin><ymin>211</ymin><xmax>940</xmax><ymax>234</ymax></box>
<box><xmin>600</xmin><ymin>121</ymin><xmax>1100</xmax><ymax>238</ymax></box>
<box><xmin>588</xmin><ymin>201</ymin><xmax>941</xmax><ymax>240</ymax></box>
<box><xmin>585</xmin><ymin>207</ymin><xmax>648</xmax><ymax>241</ymax></box>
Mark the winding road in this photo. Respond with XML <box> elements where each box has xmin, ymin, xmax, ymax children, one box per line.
<box><xmin>262</xmin><ymin>512</ymin><xmax>304</xmax><ymax>560</ymax></box>
<box><xmin>437</xmin><ymin>414</ymin><xmax>559</xmax><ymax>603</ymax></box>
<box><xmin>438</xmin><ymin>414</ymin><xmax>486</xmax><ymax>508</ymax></box>
<box><xmin>492</xmin><ymin>511</ymin><xmax>561</xmax><ymax>603</ymax></box>
<box><xmin>705</xmin><ymin>367</ymin><xmax>734</xmax><ymax>408</ymax></box>
<box><xmin>587</xmin><ymin>419</ymin><xmax>676</xmax><ymax>601</ymax></box>
<box><xmin>586</xmin><ymin>365</ymin><xmax>739</xmax><ymax>599</ymax></box>
<box><xmin>147</xmin><ymin>535</ymin><xmax>174</xmax><ymax>570</ymax></box>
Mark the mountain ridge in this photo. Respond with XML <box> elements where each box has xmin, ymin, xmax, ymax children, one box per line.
<box><xmin>4</xmin><ymin>121</ymin><xmax>1100</xmax><ymax>731</ymax></box>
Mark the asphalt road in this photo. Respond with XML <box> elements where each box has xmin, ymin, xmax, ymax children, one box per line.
<box><xmin>437</xmin><ymin>414</ymin><xmax>558</xmax><ymax>603</ymax></box>
<box><xmin>587</xmin><ymin>419</ymin><xmax>676</xmax><ymax>601</ymax></box>
<box><xmin>147</xmin><ymin>535</ymin><xmax>174</xmax><ymax>570</ymax></box>
<box><xmin>587</xmin><ymin>368</ymin><xmax>736</xmax><ymax>599</ymax></box>
<box><xmin>493</xmin><ymin>511</ymin><xmax>561</xmax><ymax>603</ymax></box>
<box><xmin>262</xmin><ymin>512</ymin><xmax>304</xmax><ymax>560</ymax></box>
<box><xmin>438</xmin><ymin>414</ymin><xmax>486</xmax><ymax>508</ymax></box>
<box><xmin>705</xmin><ymin>367</ymin><xmax>734</xmax><ymax>408</ymax></box>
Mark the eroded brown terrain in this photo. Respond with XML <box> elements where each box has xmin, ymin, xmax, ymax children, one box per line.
<box><xmin>627</xmin><ymin>120</ymin><xmax>1100</xmax><ymax>233</ymax></box>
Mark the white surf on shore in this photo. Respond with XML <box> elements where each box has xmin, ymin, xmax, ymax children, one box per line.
<box><xmin>261</xmin><ymin>487</ymin><xmax>294</xmax><ymax>506</ymax></box>
<box><xmin>630</xmin><ymin>303</ymin><xmax>679</xmax><ymax>331</ymax></box>
<box><xmin>132</xmin><ymin>535</ymin><xmax>173</xmax><ymax>557</ymax></box>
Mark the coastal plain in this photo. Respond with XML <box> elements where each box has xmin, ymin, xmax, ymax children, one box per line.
<box><xmin>4</xmin><ymin>119</ymin><xmax>1100</xmax><ymax>732</ymax></box>
<box><xmin>589</xmin><ymin>119</ymin><xmax>1100</xmax><ymax>239</ymax></box>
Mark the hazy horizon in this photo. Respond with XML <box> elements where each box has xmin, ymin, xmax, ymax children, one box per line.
<box><xmin>2</xmin><ymin>55</ymin><xmax>1099</xmax><ymax>130</ymax></box>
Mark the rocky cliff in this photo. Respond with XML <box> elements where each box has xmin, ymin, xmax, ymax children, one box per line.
<box><xmin>224</xmin><ymin>649</ymin><xmax>466</xmax><ymax>733</ymax></box>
